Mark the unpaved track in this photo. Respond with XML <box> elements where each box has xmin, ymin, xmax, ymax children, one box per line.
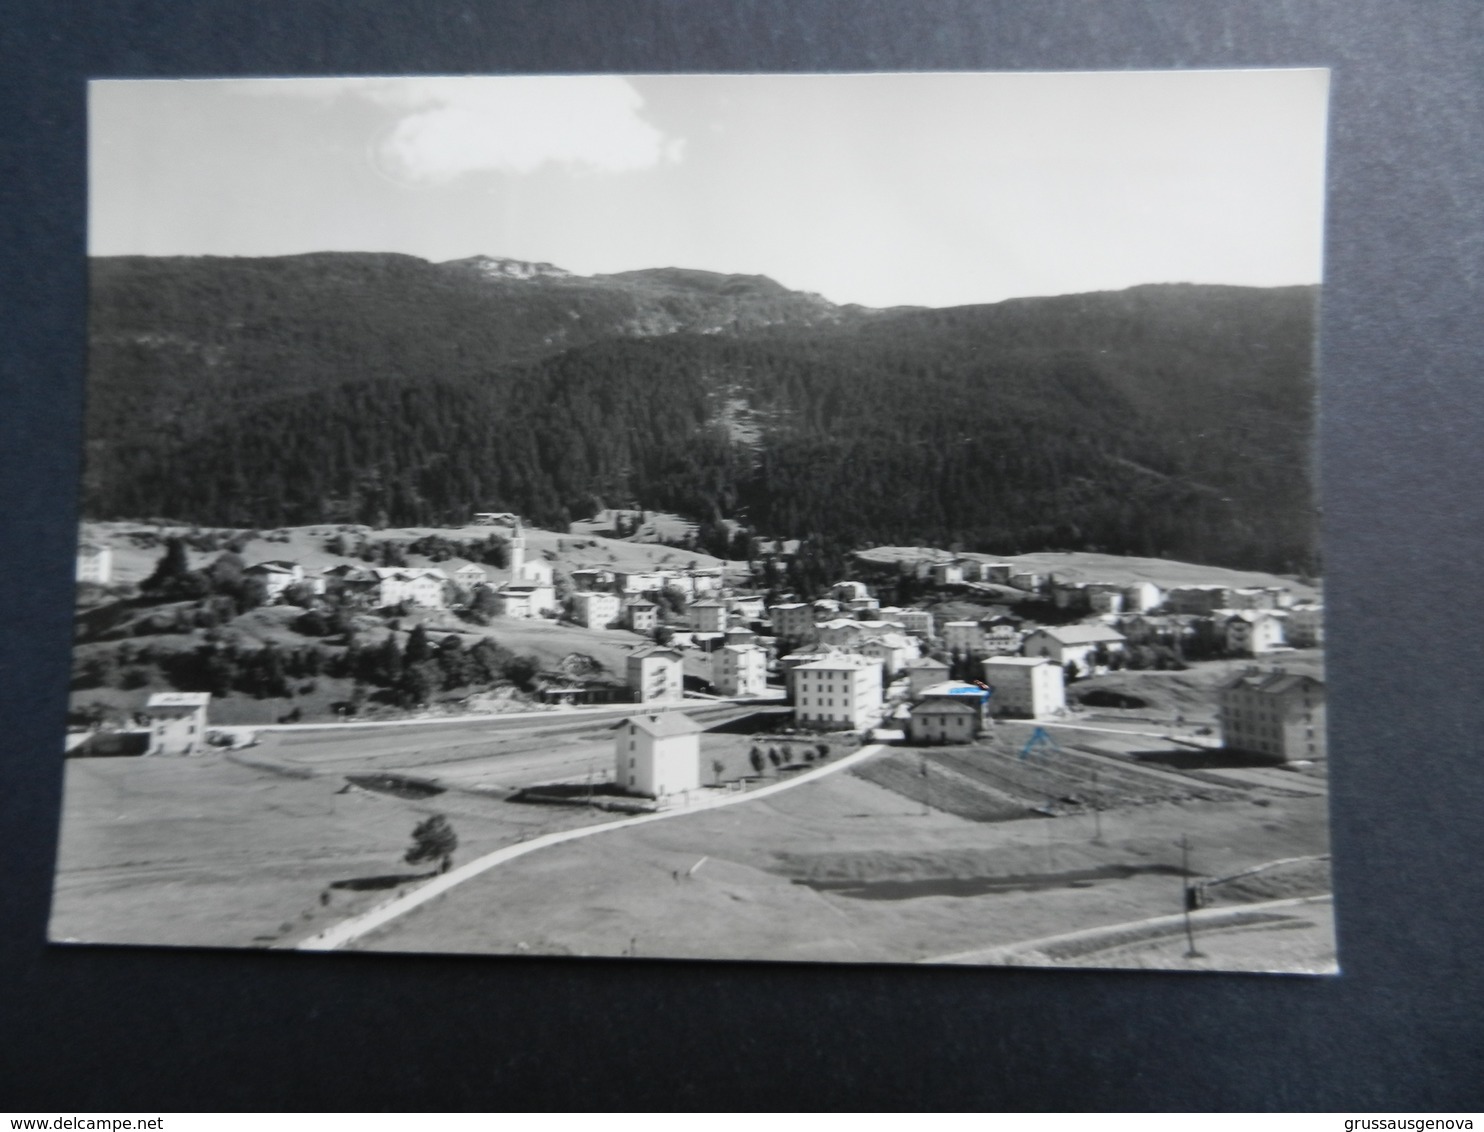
<box><xmin>295</xmin><ymin>743</ymin><xmax>889</xmax><ymax>951</ymax></box>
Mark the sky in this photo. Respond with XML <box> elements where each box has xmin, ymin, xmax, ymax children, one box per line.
<box><xmin>90</xmin><ymin>70</ymin><xmax>1330</xmax><ymax>309</ymax></box>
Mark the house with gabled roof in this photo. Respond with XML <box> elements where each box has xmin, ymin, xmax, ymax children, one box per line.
<box><xmin>614</xmin><ymin>711</ymin><xmax>704</xmax><ymax>798</ymax></box>
<box><xmin>687</xmin><ymin>599</ymin><xmax>727</xmax><ymax>633</ymax></box>
<box><xmin>908</xmin><ymin>696</ymin><xmax>979</xmax><ymax>745</ymax></box>
<box><xmin>1219</xmin><ymin>667</ymin><xmax>1325</xmax><ymax>761</ymax></box>
<box><xmin>1022</xmin><ymin>623</ymin><xmax>1126</xmax><ymax>670</ymax></box>
<box><xmin>626</xmin><ymin>646</ymin><xmax>684</xmax><ymax>703</ymax></box>
<box><xmin>903</xmin><ymin>656</ymin><xmax>951</xmax><ymax>698</ymax></box>
<box><xmin>143</xmin><ymin>692</ymin><xmax>211</xmax><ymax>756</ymax></box>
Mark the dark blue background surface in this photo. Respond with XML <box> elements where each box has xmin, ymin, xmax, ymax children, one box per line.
<box><xmin>3</xmin><ymin>2</ymin><xmax>1482</xmax><ymax>1110</ymax></box>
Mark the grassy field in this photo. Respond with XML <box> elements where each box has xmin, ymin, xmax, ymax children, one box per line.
<box><xmin>50</xmin><ymin>696</ymin><xmax>1332</xmax><ymax>970</ymax></box>
<box><xmin>346</xmin><ymin>751</ymin><xmax>1332</xmax><ymax>966</ymax></box>
<box><xmin>1066</xmin><ymin>651</ymin><xmax>1325</xmax><ymax>725</ymax></box>
<box><xmin>80</xmin><ymin>519</ymin><xmax>738</xmax><ymax>589</ymax></box>
<box><xmin>856</xmin><ymin>546</ymin><xmax>1320</xmax><ymax>601</ymax></box>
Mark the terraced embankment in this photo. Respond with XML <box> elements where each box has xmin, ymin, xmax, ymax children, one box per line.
<box><xmin>851</xmin><ymin>738</ymin><xmax>1244</xmax><ymax>823</ymax></box>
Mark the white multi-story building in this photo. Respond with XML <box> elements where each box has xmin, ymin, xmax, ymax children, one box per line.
<box><xmin>570</xmin><ymin>567</ymin><xmax>616</xmax><ymax>592</ymax></box>
<box><xmin>728</xmin><ymin>595</ymin><xmax>766</xmax><ymax>622</ymax></box>
<box><xmin>793</xmin><ymin>655</ymin><xmax>883</xmax><ymax>730</ymax></box>
<box><xmin>768</xmin><ymin>603</ymin><xmax>815</xmax><ymax>642</ymax></box>
<box><xmin>572</xmin><ymin>590</ymin><xmax>622</xmax><ymax>629</ymax></box>
<box><xmin>982</xmin><ymin>656</ymin><xmax>1065</xmax><ymax>718</ymax></box>
<box><xmin>615</xmin><ymin>570</ymin><xmax>664</xmax><ymax>594</ymax></box>
<box><xmin>1286</xmin><ymin>603</ymin><xmax>1324</xmax><ymax>647</ymax></box>
<box><xmin>902</xmin><ymin>656</ymin><xmax>951</xmax><ymax>698</ymax></box>
<box><xmin>622</xmin><ymin>599</ymin><xmax>658</xmax><ymax>634</ymax></box>
<box><xmin>712</xmin><ymin>643</ymin><xmax>768</xmax><ymax>697</ymax></box>
<box><xmin>615</xmin><ymin>712</ymin><xmax>703</xmax><ymax>798</ymax></box>
<box><xmin>1122</xmin><ymin>582</ymin><xmax>1164</xmax><ymax>614</ymax></box>
<box><xmin>857</xmin><ymin>632</ymin><xmax>921</xmax><ymax>680</ymax></box>
<box><xmin>980</xmin><ymin>622</ymin><xmax>1022</xmax><ymax>655</ymax></box>
<box><xmin>1225</xmin><ymin>611</ymin><xmax>1288</xmax><ymax>656</ymax></box>
<box><xmin>930</xmin><ymin>562</ymin><xmax>964</xmax><ymax>586</ymax></box>
<box><xmin>688</xmin><ymin>599</ymin><xmax>728</xmax><ymax>633</ymax></box>
<box><xmin>143</xmin><ymin>692</ymin><xmax>211</xmax><ymax>756</ymax></box>
<box><xmin>816</xmin><ymin>618</ymin><xmax>870</xmax><ymax>648</ymax></box>
<box><xmin>830</xmin><ymin>580</ymin><xmax>870</xmax><ymax>603</ymax></box>
<box><xmin>626</xmin><ymin>647</ymin><xmax>684</xmax><ymax>703</ymax></box>
<box><xmin>1219</xmin><ymin>668</ymin><xmax>1325</xmax><ymax>761</ymax></box>
<box><xmin>373</xmin><ymin>567</ymin><xmax>447</xmax><ymax>609</ymax></box>
<box><xmin>943</xmin><ymin>621</ymin><xmax>982</xmax><ymax>654</ymax></box>
<box><xmin>76</xmin><ymin>541</ymin><xmax>113</xmax><ymax>584</ymax></box>
<box><xmin>894</xmin><ymin>609</ymin><xmax>934</xmax><ymax>638</ymax></box>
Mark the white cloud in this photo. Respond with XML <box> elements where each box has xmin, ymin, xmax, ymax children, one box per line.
<box><xmin>350</xmin><ymin>75</ymin><xmax>678</xmax><ymax>183</ymax></box>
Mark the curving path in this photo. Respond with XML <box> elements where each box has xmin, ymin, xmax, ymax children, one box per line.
<box><xmin>296</xmin><ymin>742</ymin><xmax>887</xmax><ymax>952</ymax></box>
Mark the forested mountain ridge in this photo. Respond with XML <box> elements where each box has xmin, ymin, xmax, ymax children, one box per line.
<box><xmin>84</xmin><ymin>253</ymin><xmax>1319</xmax><ymax>574</ymax></box>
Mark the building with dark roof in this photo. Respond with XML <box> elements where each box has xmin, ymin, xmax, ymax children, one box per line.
<box><xmin>1219</xmin><ymin>667</ymin><xmax>1325</xmax><ymax>761</ymax></box>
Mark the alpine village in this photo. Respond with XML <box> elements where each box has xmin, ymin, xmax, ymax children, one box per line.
<box><xmin>54</xmin><ymin>253</ymin><xmax>1332</xmax><ymax>970</ymax></box>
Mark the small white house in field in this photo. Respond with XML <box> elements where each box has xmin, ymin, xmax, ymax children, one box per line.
<box><xmin>142</xmin><ymin>692</ymin><xmax>211</xmax><ymax>756</ymax></box>
<box><xmin>76</xmin><ymin>541</ymin><xmax>113</xmax><ymax>584</ymax></box>
<box><xmin>712</xmin><ymin>643</ymin><xmax>768</xmax><ymax>697</ymax></box>
<box><xmin>908</xmin><ymin>697</ymin><xmax>979</xmax><ymax>744</ymax></box>
<box><xmin>614</xmin><ymin>712</ymin><xmax>704</xmax><ymax>798</ymax></box>
<box><xmin>982</xmin><ymin>656</ymin><xmax>1065</xmax><ymax>718</ymax></box>
<box><xmin>626</xmin><ymin>646</ymin><xmax>685</xmax><ymax>703</ymax></box>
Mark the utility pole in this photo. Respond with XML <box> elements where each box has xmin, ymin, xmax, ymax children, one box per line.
<box><xmin>1091</xmin><ymin>768</ymin><xmax>1104</xmax><ymax>845</ymax></box>
<box><xmin>1182</xmin><ymin>834</ymin><xmax>1203</xmax><ymax>960</ymax></box>
<box><xmin>920</xmin><ymin>754</ymin><xmax>931</xmax><ymax>817</ymax></box>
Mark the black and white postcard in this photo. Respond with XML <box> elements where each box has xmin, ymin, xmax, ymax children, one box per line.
<box><xmin>55</xmin><ymin>70</ymin><xmax>1334</xmax><ymax>971</ymax></box>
